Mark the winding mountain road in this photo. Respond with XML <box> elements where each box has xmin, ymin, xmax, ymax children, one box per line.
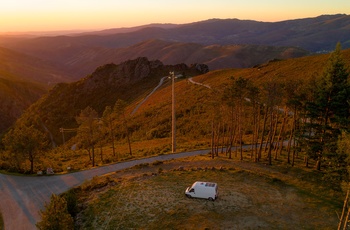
<box><xmin>0</xmin><ymin>149</ymin><xmax>210</xmax><ymax>230</ymax></box>
<box><xmin>131</xmin><ymin>76</ymin><xmax>168</xmax><ymax>115</ymax></box>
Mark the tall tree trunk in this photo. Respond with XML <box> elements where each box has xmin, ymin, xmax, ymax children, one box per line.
<box><xmin>269</xmin><ymin>113</ymin><xmax>279</xmax><ymax>162</ymax></box>
<box><xmin>258</xmin><ymin>106</ymin><xmax>269</xmax><ymax>161</ymax></box>
<box><xmin>338</xmin><ymin>184</ymin><xmax>350</xmax><ymax>230</ymax></box>
<box><xmin>109</xmin><ymin>118</ymin><xmax>116</xmax><ymax>157</ymax></box>
<box><xmin>239</xmin><ymin>102</ymin><xmax>243</xmax><ymax>161</ymax></box>
<box><xmin>100</xmin><ymin>141</ymin><xmax>103</xmax><ymax>162</ymax></box>
<box><xmin>275</xmin><ymin>108</ymin><xmax>287</xmax><ymax>159</ymax></box>
<box><xmin>88</xmin><ymin>149</ymin><xmax>91</xmax><ymax>160</ymax></box>
<box><xmin>305</xmin><ymin>156</ymin><xmax>309</xmax><ymax>167</ymax></box>
<box><xmin>211</xmin><ymin>119</ymin><xmax>215</xmax><ymax>159</ymax></box>
<box><xmin>226</xmin><ymin>106</ymin><xmax>235</xmax><ymax>159</ymax></box>
<box><xmin>92</xmin><ymin>145</ymin><xmax>95</xmax><ymax>167</ymax></box>
<box><xmin>215</xmin><ymin>122</ymin><xmax>221</xmax><ymax>157</ymax></box>
<box><xmin>255</xmin><ymin>105</ymin><xmax>261</xmax><ymax>162</ymax></box>
<box><xmin>29</xmin><ymin>153</ymin><xmax>34</xmax><ymax>174</ymax></box>
<box><xmin>123</xmin><ymin>117</ymin><xmax>132</xmax><ymax>156</ymax></box>
<box><xmin>267</xmin><ymin>111</ymin><xmax>275</xmax><ymax>165</ymax></box>
<box><xmin>287</xmin><ymin>111</ymin><xmax>296</xmax><ymax>164</ymax></box>
<box><xmin>221</xmin><ymin>122</ymin><xmax>226</xmax><ymax>154</ymax></box>
<box><xmin>228</xmin><ymin>125</ymin><xmax>237</xmax><ymax>159</ymax></box>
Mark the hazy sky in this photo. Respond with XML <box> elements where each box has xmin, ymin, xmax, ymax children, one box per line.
<box><xmin>1</xmin><ymin>0</ymin><xmax>350</xmax><ymax>33</ymax></box>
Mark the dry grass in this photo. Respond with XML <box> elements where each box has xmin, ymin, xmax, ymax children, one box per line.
<box><xmin>74</xmin><ymin>154</ymin><xmax>342</xmax><ymax>230</ymax></box>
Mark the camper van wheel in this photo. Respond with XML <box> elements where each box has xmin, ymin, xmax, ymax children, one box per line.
<box><xmin>186</xmin><ymin>194</ymin><xmax>192</xmax><ymax>198</ymax></box>
<box><xmin>208</xmin><ymin>197</ymin><xmax>214</xmax><ymax>201</ymax></box>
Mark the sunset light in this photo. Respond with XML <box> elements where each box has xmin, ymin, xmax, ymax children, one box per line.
<box><xmin>1</xmin><ymin>0</ymin><xmax>350</xmax><ymax>33</ymax></box>
<box><xmin>1</xmin><ymin>0</ymin><xmax>350</xmax><ymax>229</ymax></box>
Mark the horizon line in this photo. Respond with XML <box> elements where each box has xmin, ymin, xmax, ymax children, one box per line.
<box><xmin>0</xmin><ymin>13</ymin><xmax>347</xmax><ymax>36</ymax></box>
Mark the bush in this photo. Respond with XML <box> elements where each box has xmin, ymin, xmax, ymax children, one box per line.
<box><xmin>63</xmin><ymin>189</ymin><xmax>78</xmax><ymax>217</ymax></box>
<box><xmin>36</xmin><ymin>194</ymin><xmax>74</xmax><ymax>230</ymax></box>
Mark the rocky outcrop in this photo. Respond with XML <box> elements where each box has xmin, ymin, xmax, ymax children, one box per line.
<box><xmin>82</xmin><ymin>57</ymin><xmax>208</xmax><ymax>91</ymax></box>
<box><xmin>191</xmin><ymin>63</ymin><xmax>209</xmax><ymax>74</ymax></box>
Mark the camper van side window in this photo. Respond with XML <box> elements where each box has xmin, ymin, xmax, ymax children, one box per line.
<box><xmin>190</xmin><ymin>188</ymin><xmax>195</xmax><ymax>193</ymax></box>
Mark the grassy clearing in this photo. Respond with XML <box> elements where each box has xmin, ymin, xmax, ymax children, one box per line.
<box><xmin>73</xmin><ymin>155</ymin><xmax>342</xmax><ymax>230</ymax></box>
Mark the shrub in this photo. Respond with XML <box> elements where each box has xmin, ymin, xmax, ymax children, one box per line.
<box><xmin>36</xmin><ymin>194</ymin><xmax>74</xmax><ymax>230</ymax></box>
<box><xmin>63</xmin><ymin>189</ymin><xmax>78</xmax><ymax>217</ymax></box>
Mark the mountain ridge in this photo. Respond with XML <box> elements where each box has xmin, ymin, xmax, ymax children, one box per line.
<box><xmin>11</xmin><ymin>49</ymin><xmax>350</xmax><ymax>144</ymax></box>
<box><xmin>0</xmin><ymin>14</ymin><xmax>348</xmax><ymax>82</ymax></box>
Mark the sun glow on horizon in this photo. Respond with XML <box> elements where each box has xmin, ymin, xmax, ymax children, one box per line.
<box><xmin>1</xmin><ymin>0</ymin><xmax>350</xmax><ymax>33</ymax></box>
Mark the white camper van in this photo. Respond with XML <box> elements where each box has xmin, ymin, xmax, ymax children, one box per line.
<box><xmin>185</xmin><ymin>181</ymin><xmax>218</xmax><ymax>201</ymax></box>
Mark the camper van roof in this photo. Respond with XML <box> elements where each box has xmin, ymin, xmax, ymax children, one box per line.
<box><xmin>195</xmin><ymin>181</ymin><xmax>217</xmax><ymax>187</ymax></box>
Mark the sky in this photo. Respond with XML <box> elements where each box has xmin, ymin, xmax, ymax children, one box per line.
<box><xmin>1</xmin><ymin>0</ymin><xmax>350</xmax><ymax>33</ymax></box>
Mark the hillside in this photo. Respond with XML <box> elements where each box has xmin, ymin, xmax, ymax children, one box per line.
<box><xmin>115</xmin><ymin>48</ymin><xmax>350</xmax><ymax>144</ymax></box>
<box><xmin>11</xmin><ymin>48</ymin><xmax>350</xmax><ymax>150</ymax></box>
<box><xmin>20</xmin><ymin>57</ymin><xmax>208</xmax><ymax>144</ymax></box>
<box><xmin>0</xmin><ymin>46</ymin><xmax>71</xmax><ymax>84</ymax></box>
<box><xmin>0</xmin><ymin>47</ymin><xmax>73</xmax><ymax>134</ymax></box>
<box><xmin>0</xmin><ymin>15</ymin><xmax>348</xmax><ymax>80</ymax></box>
<box><xmin>0</xmin><ymin>78</ymin><xmax>46</xmax><ymax>134</ymax></box>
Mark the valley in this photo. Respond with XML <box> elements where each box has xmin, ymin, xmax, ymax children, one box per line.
<box><xmin>0</xmin><ymin>13</ymin><xmax>350</xmax><ymax>230</ymax></box>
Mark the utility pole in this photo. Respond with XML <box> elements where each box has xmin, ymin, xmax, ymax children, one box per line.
<box><xmin>170</xmin><ymin>71</ymin><xmax>176</xmax><ymax>153</ymax></box>
<box><xmin>60</xmin><ymin>128</ymin><xmax>65</xmax><ymax>145</ymax></box>
<box><xmin>59</xmin><ymin>128</ymin><xmax>77</xmax><ymax>145</ymax></box>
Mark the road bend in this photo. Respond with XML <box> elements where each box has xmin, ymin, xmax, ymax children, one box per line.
<box><xmin>0</xmin><ymin>149</ymin><xmax>209</xmax><ymax>230</ymax></box>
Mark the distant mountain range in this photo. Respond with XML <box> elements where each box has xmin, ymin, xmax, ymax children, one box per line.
<box><xmin>0</xmin><ymin>14</ymin><xmax>349</xmax><ymax>82</ymax></box>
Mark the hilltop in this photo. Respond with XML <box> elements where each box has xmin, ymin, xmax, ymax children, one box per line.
<box><xmin>71</xmin><ymin>155</ymin><xmax>340</xmax><ymax>229</ymax></box>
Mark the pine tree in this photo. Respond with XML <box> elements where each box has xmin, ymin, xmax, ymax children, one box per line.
<box><xmin>304</xmin><ymin>43</ymin><xmax>350</xmax><ymax>171</ymax></box>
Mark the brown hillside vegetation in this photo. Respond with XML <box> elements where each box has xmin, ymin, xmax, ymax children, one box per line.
<box><xmin>5</xmin><ymin>48</ymin><xmax>350</xmax><ymax>174</ymax></box>
<box><xmin>18</xmin><ymin>57</ymin><xmax>207</xmax><ymax>145</ymax></box>
<box><xmin>194</xmin><ymin>48</ymin><xmax>350</xmax><ymax>88</ymax></box>
<box><xmin>127</xmin><ymin>48</ymin><xmax>350</xmax><ymax>143</ymax></box>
